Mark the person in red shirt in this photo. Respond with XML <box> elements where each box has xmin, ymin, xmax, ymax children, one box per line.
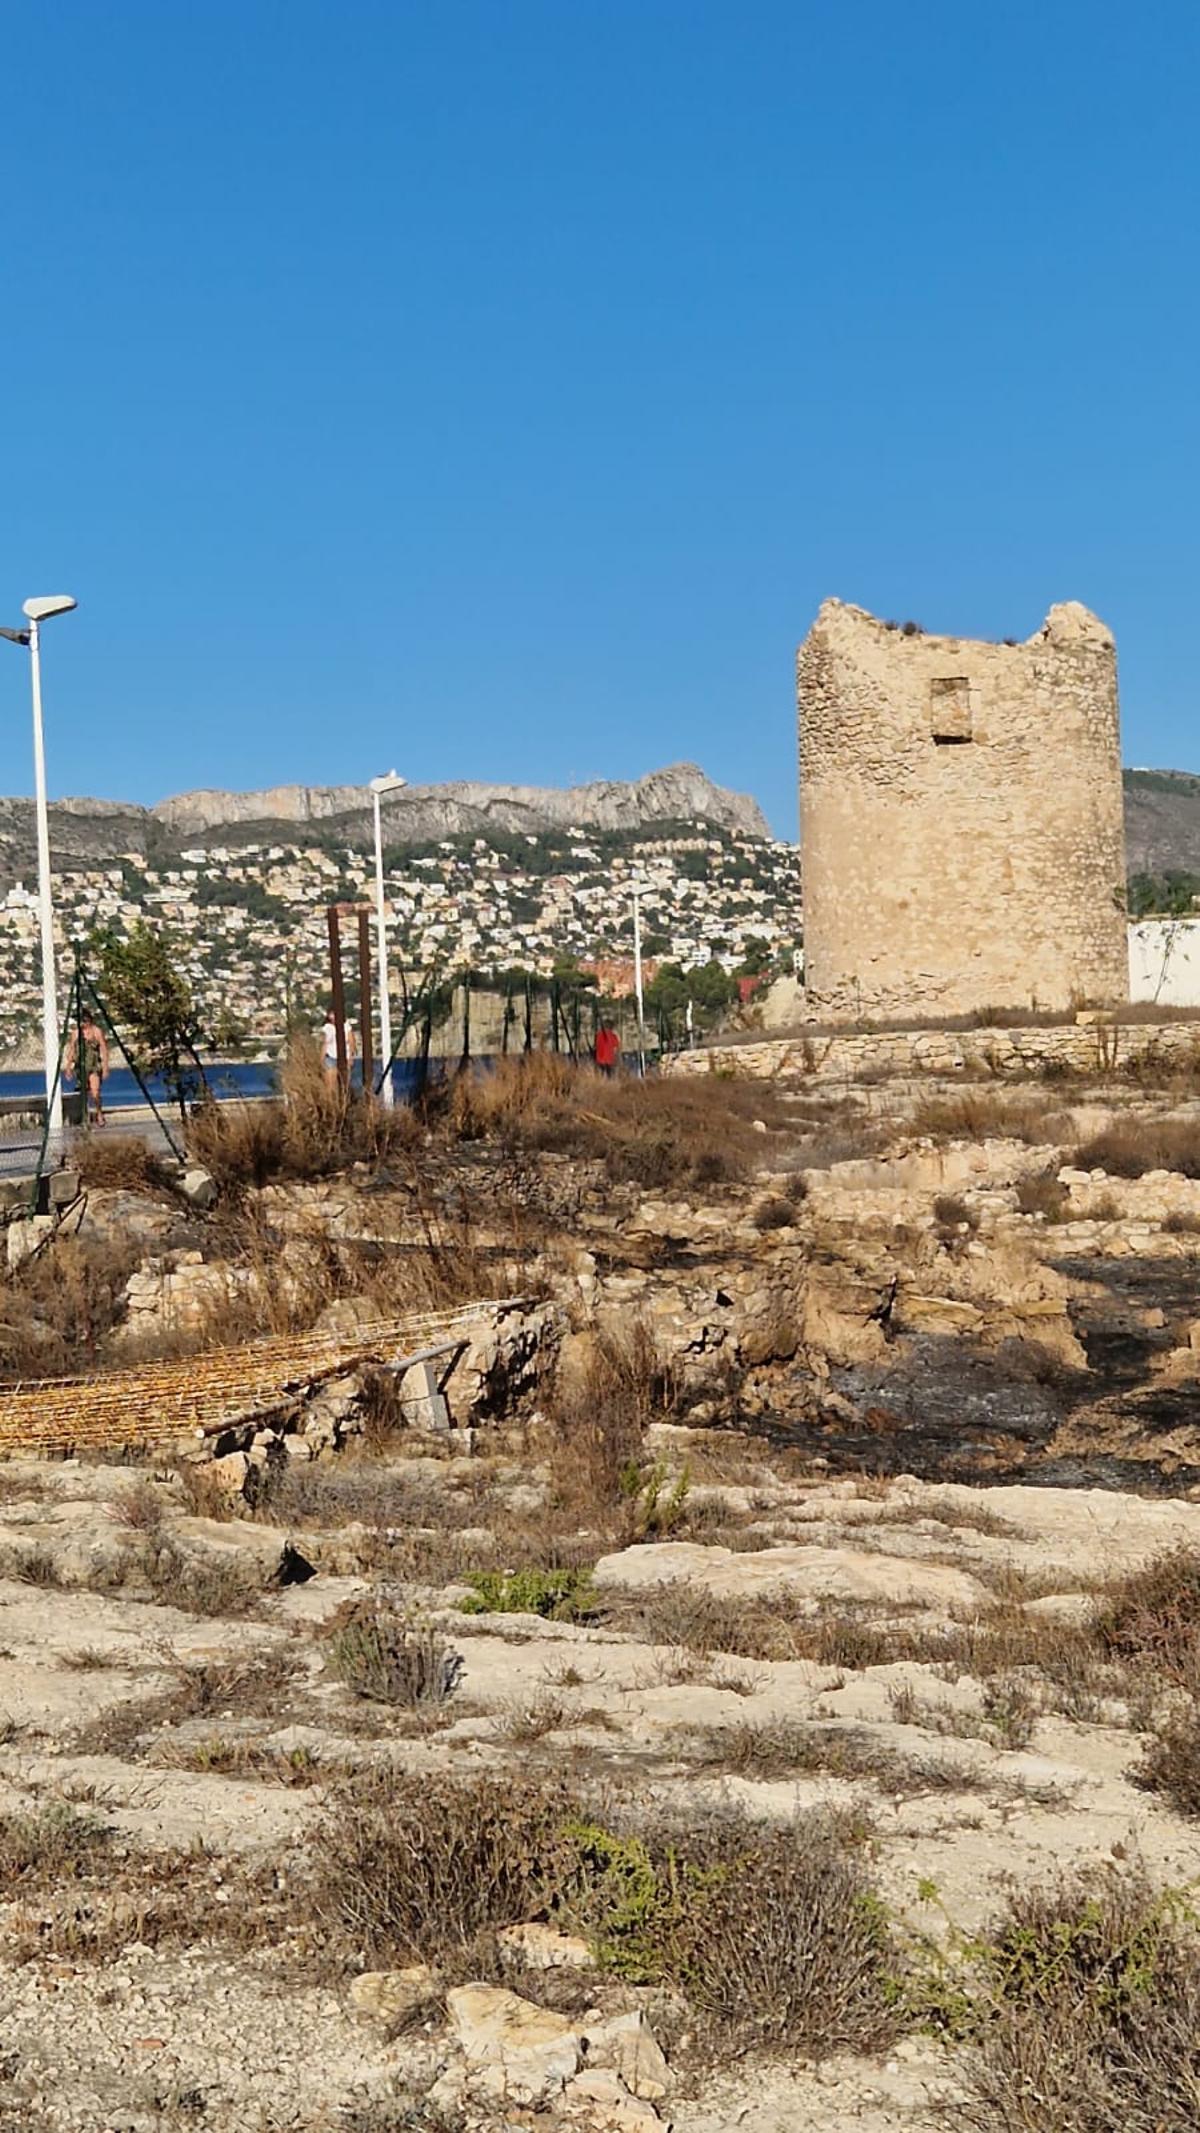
<box><xmin>593</xmin><ymin>1020</ymin><xmax>621</xmax><ymax>1077</ymax></box>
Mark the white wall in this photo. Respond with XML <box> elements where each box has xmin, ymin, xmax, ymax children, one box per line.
<box><xmin>1128</xmin><ymin>918</ymin><xmax>1200</xmax><ymax>1005</ymax></box>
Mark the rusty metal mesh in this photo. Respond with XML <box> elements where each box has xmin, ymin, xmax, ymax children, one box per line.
<box><xmin>0</xmin><ymin>1303</ymin><xmax>496</xmax><ymax>1457</ymax></box>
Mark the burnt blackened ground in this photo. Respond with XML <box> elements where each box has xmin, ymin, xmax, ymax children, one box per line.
<box><xmin>757</xmin><ymin>1253</ymin><xmax>1200</xmax><ymax>1494</ymax></box>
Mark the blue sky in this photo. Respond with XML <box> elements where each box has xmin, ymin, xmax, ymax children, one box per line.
<box><xmin>0</xmin><ymin>0</ymin><xmax>1196</xmax><ymax>837</ymax></box>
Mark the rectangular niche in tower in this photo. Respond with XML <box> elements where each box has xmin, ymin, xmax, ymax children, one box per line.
<box><xmin>930</xmin><ymin>676</ymin><xmax>973</xmax><ymax>743</ymax></box>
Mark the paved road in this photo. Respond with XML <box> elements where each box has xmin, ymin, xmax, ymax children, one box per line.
<box><xmin>0</xmin><ymin>1099</ymin><xmax>202</xmax><ymax>1179</ymax></box>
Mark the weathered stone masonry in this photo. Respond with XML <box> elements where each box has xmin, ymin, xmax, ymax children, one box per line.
<box><xmin>796</xmin><ymin>600</ymin><xmax>1128</xmax><ymax>1018</ymax></box>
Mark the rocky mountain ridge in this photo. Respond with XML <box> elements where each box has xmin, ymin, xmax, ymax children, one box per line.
<box><xmin>0</xmin><ymin>763</ymin><xmax>770</xmax><ymax>873</ymax></box>
<box><xmin>1123</xmin><ymin>767</ymin><xmax>1200</xmax><ymax>877</ymax></box>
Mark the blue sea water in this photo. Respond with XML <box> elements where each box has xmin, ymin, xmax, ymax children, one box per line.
<box><xmin>0</xmin><ymin>1058</ymin><xmax>444</xmax><ymax>1110</ymax></box>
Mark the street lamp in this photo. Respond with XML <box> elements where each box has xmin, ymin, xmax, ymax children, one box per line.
<box><xmin>631</xmin><ymin>876</ymin><xmax>646</xmax><ymax>1077</ymax></box>
<box><xmin>369</xmin><ymin>771</ymin><xmax>406</xmax><ymax>1105</ymax></box>
<box><xmin>1</xmin><ymin>596</ymin><xmax>76</xmax><ymax>1134</ymax></box>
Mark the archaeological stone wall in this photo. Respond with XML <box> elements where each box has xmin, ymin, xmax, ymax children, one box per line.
<box><xmin>668</xmin><ymin>1018</ymin><xmax>1200</xmax><ymax>1083</ymax></box>
<box><xmin>796</xmin><ymin>600</ymin><xmax>1128</xmax><ymax>1018</ymax></box>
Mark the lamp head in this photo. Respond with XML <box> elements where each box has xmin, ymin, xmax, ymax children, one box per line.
<box><xmin>369</xmin><ymin>771</ymin><xmax>407</xmax><ymax>797</ymax></box>
<box><xmin>22</xmin><ymin>596</ymin><xmax>77</xmax><ymax>623</ymax></box>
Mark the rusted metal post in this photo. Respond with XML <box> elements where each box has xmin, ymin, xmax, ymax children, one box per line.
<box><xmin>327</xmin><ymin>906</ymin><xmax>349</xmax><ymax>1090</ymax></box>
<box><xmin>357</xmin><ymin>908</ymin><xmax>374</xmax><ymax>1098</ymax></box>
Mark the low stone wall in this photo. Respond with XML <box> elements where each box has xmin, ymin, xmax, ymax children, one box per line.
<box><xmin>668</xmin><ymin>1019</ymin><xmax>1200</xmax><ymax>1084</ymax></box>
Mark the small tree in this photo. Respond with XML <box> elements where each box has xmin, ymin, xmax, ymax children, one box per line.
<box><xmin>211</xmin><ymin>1004</ymin><xmax>250</xmax><ymax>1057</ymax></box>
<box><xmin>91</xmin><ymin>922</ymin><xmax>203</xmax><ymax>1118</ymax></box>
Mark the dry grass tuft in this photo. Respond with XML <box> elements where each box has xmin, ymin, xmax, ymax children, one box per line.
<box><xmin>74</xmin><ymin>1646</ymin><xmax>299</xmax><ymax>1759</ymax></box>
<box><xmin>141</xmin><ymin>1536</ymin><xmax>265</xmax><ymax>1617</ymax></box>
<box><xmin>0</xmin><ymin>1233</ymin><xmax>142</xmax><ymax>1383</ymax></box>
<box><xmin>73</xmin><ymin>1134</ymin><xmax>177</xmax><ymax>1196</ymax></box>
<box><xmin>187</xmin><ymin>1037</ymin><xmax>421</xmax><ymax>1195</ymax></box>
<box><xmin>324</xmin><ymin>1592</ymin><xmax>464</xmax><ymax>1708</ymax></box>
<box><xmin>0</xmin><ymin>1802</ymin><xmax>110</xmax><ymax>1886</ymax></box>
<box><xmin>442</xmin><ymin>1053</ymin><xmax>790</xmax><ymax>1189</ymax></box>
<box><xmin>911</xmin><ymin>1091</ymin><xmax>1069</xmax><ymax>1145</ymax></box>
<box><xmin>549</xmin><ymin>1319</ymin><xmax>683</xmax><ymax>1523</ymax></box>
<box><xmin>688</xmin><ymin>1718</ymin><xmax>977</xmax><ymax>1797</ymax></box>
<box><xmin>1076</xmin><ymin>1116</ymin><xmax>1200</xmax><ymax>1180</ymax></box>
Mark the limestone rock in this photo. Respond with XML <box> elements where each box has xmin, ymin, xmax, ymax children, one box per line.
<box><xmin>348</xmin><ymin>1965</ymin><xmax>436</xmax><ymax>2025</ymax></box>
<box><xmin>447</xmin><ymin>1983</ymin><xmax>582</xmax><ymax>2101</ymax></box>
<box><xmin>591</xmin><ymin>1539</ymin><xmax>989</xmax><ymax>1613</ymax></box>
<box><xmin>497</xmin><ymin>1921</ymin><xmax>593</xmax><ymax>1970</ymax></box>
<box><xmin>566</xmin><ymin>2069</ymin><xmax>666</xmax><ymax>2131</ymax></box>
<box><xmin>179</xmin><ymin>1166</ymin><xmax>217</xmax><ymax>1211</ymax></box>
<box><xmin>583</xmin><ymin>2008</ymin><xmax>671</xmax><ymax>2099</ymax></box>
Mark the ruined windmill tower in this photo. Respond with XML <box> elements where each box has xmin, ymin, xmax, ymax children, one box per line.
<box><xmin>795</xmin><ymin>601</ymin><xmax>1128</xmax><ymax>1019</ymax></box>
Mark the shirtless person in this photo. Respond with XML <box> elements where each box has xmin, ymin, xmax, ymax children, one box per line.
<box><xmin>66</xmin><ymin>1012</ymin><xmax>110</xmax><ymax>1125</ymax></box>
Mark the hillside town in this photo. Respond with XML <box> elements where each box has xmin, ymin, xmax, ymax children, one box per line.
<box><xmin>0</xmin><ymin>816</ymin><xmax>802</xmax><ymax>1056</ymax></box>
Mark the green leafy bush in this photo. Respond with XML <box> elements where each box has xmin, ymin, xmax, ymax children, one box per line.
<box><xmin>459</xmin><ymin>1567</ymin><xmax>595</xmax><ymax>1620</ymax></box>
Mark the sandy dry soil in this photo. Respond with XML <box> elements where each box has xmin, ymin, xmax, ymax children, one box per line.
<box><xmin>0</xmin><ymin>1444</ymin><xmax>1195</xmax><ymax>2131</ymax></box>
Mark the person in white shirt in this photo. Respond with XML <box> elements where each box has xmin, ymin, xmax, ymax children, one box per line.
<box><xmin>320</xmin><ymin>1007</ymin><xmax>357</xmax><ymax>1086</ymax></box>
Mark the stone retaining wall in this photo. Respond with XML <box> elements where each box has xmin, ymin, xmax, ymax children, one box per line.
<box><xmin>668</xmin><ymin>1019</ymin><xmax>1200</xmax><ymax>1083</ymax></box>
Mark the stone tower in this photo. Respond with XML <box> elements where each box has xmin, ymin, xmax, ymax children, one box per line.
<box><xmin>796</xmin><ymin>600</ymin><xmax>1128</xmax><ymax>1019</ymax></box>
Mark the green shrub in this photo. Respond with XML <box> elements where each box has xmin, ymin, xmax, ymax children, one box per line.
<box><xmin>569</xmin><ymin>1809</ymin><xmax>897</xmax><ymax>2054</ymax></box>
<box><xmin>954</xmin><ymin>1870</ymin><xmax>1200</xmax><ymax>2132</ymax></box>
<box><xmin>622</xmin><ymin>1457</ymin><xmax>691</xmax><ymax>1538</ymax></box>
<box><xmin>460</xmin><ymin>1567</ymin><xmax>595</xmax><ymax>1620</ymax></box>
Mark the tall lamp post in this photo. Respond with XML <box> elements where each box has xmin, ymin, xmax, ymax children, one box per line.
<box><xmin>1</xmin><ymin>596</ymin><xmax>77</xmax><ymax>1134</ymax></box>
<box><xmin>631</xmin><ymin>876</ymin><xmax>646</xmax><ymax>1077</ymax></box>
<box><xmin>369</xmin><ymin>771</ymin><xmax>406</xmax><ymax>1105</ymax></box>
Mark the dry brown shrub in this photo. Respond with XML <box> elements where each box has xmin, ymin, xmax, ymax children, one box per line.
<box><xmin>1095</xmin><ymin>1548</ymin><xmax>1200</xmax><ymax>1689</ymax></box>
<box><xmin>933</xmin><ymin>1192</ymin><xmax>978</xmax><ymax>1245</ymax></box>
<box><xmin>912</xmin><ymin>1091</ymin><xmax>1067</xmax><ymax>1145</ymax></box>
<box><xmin>1077</xmin><ymin>1116</ymin><xmax>1200</xmax><ymax>1180</ymax></box>
<box><xmin>0</xmin><ymin>1232</ymin><xmax>142</xmax><ymax>1383</ymax></box>
<box><xmin>1015</xmin><ymin>1169</ymin><xmax>1070</xmax><ymax>1221</ymax></box>
<box><xmin>324</xmin><ymin>1592</ymin><xmax>464</xmax><ymax>1708</ymax></box>
<box><xmin>1135</xmin><ymin>1699</ymin><xmax>1200</xmax><ymax>1817</ymax></box>
<box><xmin>439</xmin><ymin>1054</ymin><xmax>789</xmax><ymax>1188</ymax></box>
<box><xmin>310</xmin><ymin>1766</ymin><xmax>580</xmax><ymax>1969</ymax></box>
<box><xmin>73</xmin><ymin>1134</ymin><xmax>177</xmax><ymax>1196</ymax></box>
<box><xmin>752</xmin><ymin>1190</ymin><xmax>801</xmax><ymax>1230</ymax></box>
<box><xmin>111</xmin><ymin>1477</ymin><xmax>167</xmax><ymax>1533</ymax></box>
